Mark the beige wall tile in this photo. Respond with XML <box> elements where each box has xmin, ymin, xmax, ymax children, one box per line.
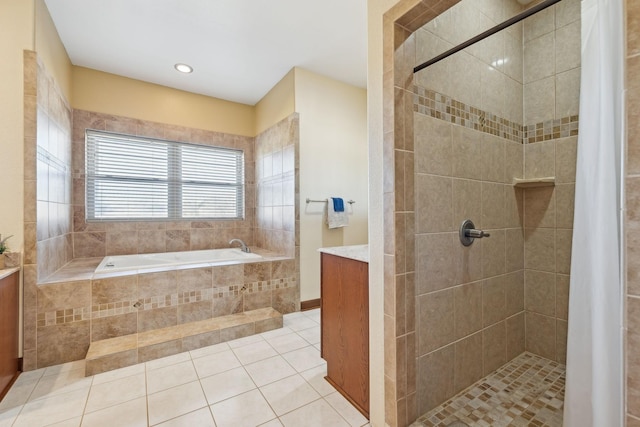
<box><xmin>213</xmin><ymin>295</ymin><xmax>243</xmax><ymax>317</ymax></box>
<box><xmin>524</xmin><ymin>5</ymin><xmax>555</xmax><ymax>42</ymax></box>
<box><xmin>272</xmin><ymin>287</ymin><xmax>298</xmax><ymax>314</ymax></box>
<box><xmin>417</xmin><ymin>289</ymin><xmax>454</xmax><ymax>355</ymax></box>
<box><xmin>481</xmin><ymin>228</ymin><xmax>506</xmax><ymax>278</ymax></box>
<box><xmin>556</xmin><ymin>228</ymin><xmax>573</xmax><ymax>274</ymax></box>
<box><xmin>525</xmin><ymin>312</ymin><xmax>556</xmax><ymax>360</ymax></box>
<box><xmin>483</xmin><ymin>321</ymin><xmax>506</xmax><ymax>375</ymax></box>
<box><xmin>482</xmin><ymin>183</ymin><xmax>506</xmax><ymax>229</ymax></box>
<box><xmin>213</xmin><ymin>265</ymin><xmax>244</xmax><ymax>286</ymax></box>
<box><xmin>483</xmin><ymin>275</ymin><xmax>507</xmax><ymax>327</ymax></box>
<box><xmin>106</xmin><ymin>231</ymin><xmax>138</xmax><ymax>256</ymax></box>
<box><xmin>506</xmin><ymin>228</ymin><xmax>524</xmax><ymax>272</ymax></box>
<box><xmin>37</xmin><ymin>280</ymin><xmax>90</xmax><ymax>312</ymax></box>
<box><xmin>138</xmin><ymin>230</ymin><xmax>166</xmax><ymax>254</ymax></box>
<box><xmin>524</xmin><ymin>77</ymin><xmax>555</xmax><ymax>124</ymax></box>
<box><xmin>91</xmin><ymin>313</ymin><xmax>137</xmax><ymax>342</ymax></box>
<box><xmin>37</xmin><ymin>321</ymin><xmax>90</xmax><ymax>368</ymax></box>
<box><xmin>556</xmin><ymin>0</ymin><xmax>580</xmax><ymax>28</ymax></box>
<box><xmin>505</xmin><ymin>142</ymin><xmax>524</xmax><ymax>183</ymax></box>
<box><xmin>628</xmin><ymin>296</ymin><xmax>640</xmax><ymax>418</ymax></box>
<box><xmin>555</xmin><ymin>136</ymin><xmax>577</xmax><ymax>183</ymax></box>
<box><xmin>505</xmin><ymin>271</ymin><xmax>525</xmax><ymax>316</ymax></box>
<box><xmin>556</xmin><ymin>67</ymin><xmax>581</xmax><ymax>119</ymax></box>
<box><xmin>454</xmin><ymin>332</ymin><xmax>483</xmax><ymax>393</ymax></box>
<box><xmin>453</xmin><ymin>179</ymin><xmax>482</xmax><ymax>230</ymax></box>
<box><xmin>454</xmin><ymin>281</ymin><xmax>483</xmax><ymax>339</ymax></box>
<box><xmin>525</xmin><ymin>270</ymin><xmax>556</xmax><ymax>316</ymax></box>
<box><xmin>506</xmin><ymin>313</ymin><xmax>526</xmax><ymax>360</ymax></box>
<box><xmin>524</xmin><ymin>187</ymin><xmax>555</xmax><ymax>228</ymax></box>
<box><xmin>556</xmin><ymin>319</ymin><xmax>568</xmax><ymax>363</ymax></box>
<box><xmin>481</xmin><ymin>135</ymin><xmax>506</xmax><ymax>184</ymax></box>
<box><xmin>178</xmin><ymin>300</ymin><xmax>213</xmax><ymax>324</ymax></box>
<box><xmin>137</xmin><ymin>306</ymin><xmax>177</xmax><ymax>333</ymax></box>
<box><xmin>177</xmin><ymin>267</ymin><xmax>212</xmax><ymax>293</ymax></box>
<box><xmin>138</xmin><ymin>271</ymin><xmax>177</xmax><ymax>299</ymax></box>
<box><xmin>416</xmin><ymin>174</ymin><xmax>453</xmax><ymax>233</ymax></box>
<box><xmin>414</xmin><ymin>114</ymin><xmax>453</xmax><ymax>177</ymax></box>
<box><xmin>556</xmin><ymin>274</ymin><xmax>570</xmax><ymax>320</ymax></box>
<box><xmin>452</xmin><ymin>232</ymin><xmax>483</xmax><ymax>285</ymax></box>
<box><xmin>525</xmin><ymin>141</ymin><xmax>555</xmax><ymax>179</ymax></box>
<box><xmin>555</xmin><ymin>20</ymin><xmax>581</xmax><ymax>73</ymax></box>
<box><xmin>524</xmin><ymin>32</ymin><xmax>555</xmax><ymax>84</ymax></box>
<box><xmin>629</xmin><ymin>230</ymin><xmax>640</xmax><ymax>296</ymax></box>
<box><xmin>417</xmin><ymin>344</ymin><xmax>455</xmax><ymax>414</ymax></box>
<box><xmin>92</xmin><ymin>276</ymin><xmax>138</xmax><ymax>306</ymax></box>
<box><xmin>555</xmin><ymin>184</ymin><xmax>575</xmax><ymax>229</ymax></box>
<box><xmin>416</xmin><ymin>233</ymin><xmax>455</xmax><ymax>294</ymax></box>
<box><xmin>505</xmin><ymin>187</ymin><xmax>524</xmax><ymax>228</ymax></box>
<box><xmin>525</xmin><ymin>227</ymin><xmax>556</xmax><ymax>272</ymax></box>
<box><xmin>451</xmin><ymin>126</ymin><xmax>483</xmax><ymax>181</ymax></box>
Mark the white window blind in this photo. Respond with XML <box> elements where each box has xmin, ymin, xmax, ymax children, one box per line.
<box><xmin>86</xmin><ymin>130</ymin><xmax>244</xmax><ymax>221</ymax></box>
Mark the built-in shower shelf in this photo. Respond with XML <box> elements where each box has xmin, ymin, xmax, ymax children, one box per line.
<box><xmin>512</xmin><ymin>177</ymin><xmax>556</xmax><ymax>188</ymax></box>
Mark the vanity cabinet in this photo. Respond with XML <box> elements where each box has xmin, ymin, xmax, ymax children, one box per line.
<box><xmin>0</xmin><ymin>269</ymin><xmax>19</xmax><ymax>400</ymax></box>
<box><xmin>320</xmin><ymin>251</ymin><xmax>369</xmax><ymax>418</ymax></box>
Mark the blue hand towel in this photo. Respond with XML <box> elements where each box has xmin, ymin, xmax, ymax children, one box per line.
<box><xmin>332</xmin><ymin>197</ymin><xmax>345</xmax><ymax>212</ymax></box>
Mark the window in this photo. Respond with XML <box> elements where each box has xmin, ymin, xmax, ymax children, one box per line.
<box><xmin>85</xmin><ymin>130</ymin><xmax>244</xmax><ymax>221</ymax></box>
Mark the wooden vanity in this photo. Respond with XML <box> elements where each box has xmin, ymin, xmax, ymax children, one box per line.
<box><xmin>319</xmin><ymin>245</ymin><xmax>369</xmax><ymax>418</ymax></box>
<box><xmin>0</xmin><ymin>268</ymin><xmax>20</xmax><ymax>400</ymax></box>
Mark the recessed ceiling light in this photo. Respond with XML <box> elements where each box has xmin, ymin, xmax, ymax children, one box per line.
<box><xmin>174</xmin><ymin>63</ymin><xmax>193</xmax><ymax>73</ymax></box>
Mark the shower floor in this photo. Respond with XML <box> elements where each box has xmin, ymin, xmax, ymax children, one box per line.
<box><xmin>411</xmin><ymin>352</ymin><xmax>565</xmax><ymax>427</ymax></box>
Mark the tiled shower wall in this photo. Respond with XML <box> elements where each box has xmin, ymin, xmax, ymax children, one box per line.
<box><xmin>255</xmin><ymin>114</ymin><xmax>299</xmax><ymax>258</ymax></box>
<box><xmin>521</xmin><ymin>0</ymin><xmax>579</xmax><ymax>364</ymax></box>
<box><xmin>71</xmin><ymin>109</ymin><xmax>256</xmax><ymax>258</ymax></box>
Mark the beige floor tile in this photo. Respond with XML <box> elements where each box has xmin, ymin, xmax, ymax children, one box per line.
<box><xmin>0</xmin><ymin>376</ymin><xmax>38</xmax><ymax>411</ymax></box>
<box><xmin>296</xmin><ymin>325</ymin><xmax>320</xmax><ymax>344</ymax></box>
<box><xmin>258</xmin><ymin>419</ymin><xmax>284</xmax><ymax>427</ymax></box>
<box><xmin>13</xmin><ymin>387</ymin><xmax>89</xmax><ymax>427</ymax></box>
<box><xmin>192</xmin><ymin>349</ymin><xmax>241</xmax><ymax>379</ymax></box>
<box><xmin>146</xmin><ymin>351</ymin><xmax>191</xmax><ymax>371</ymax></box>
<box><xmin>285</xmin><ymin>316</ymin><xmax>318</xmax><ymax>332</ymax></box>
<box><xmin>260</xmin><ymin>326</ymin><xmax>294</xmax><ymax>340</ymax></box>
<box><xmin>189</xmin><ymin>342</ymin><xmax>230</xmax><ymax>359</ymax></box>
<box><xmin>0</xmin><ymin>404</ymin><xmax>22</xmax><ymax>427</ymax></box>
<box><xmin>92</xmin><ymin>362</ymin><xmax>145</xmax><ymax>386</ymax></box>
<box><xmin>147</xmin><ymin>381</ymin><xmax>208</xmax><ymax>426</ymax></box>
<box><xmin>227</xmin><ymin>333</ymin><xmax>265</xmax><ymax>349</ymax></box>
<box><xmin>324</xmin><ymin>391</ymin><xmax>369</xmax><ymax>427</ymax></box>
<box><xmin>210</xmin><ymin>389</ymin><xmax>276</xmax><ymax>427</ymax></box>
<box><xmin>48</xmin><ymin>417</ymin><xmax>82</xmax><ymax>427</ymax></box>
<box><xmin>244</xmin><ymin>355</ymin><xmax>297</xmax><ymax>387</ymax></box>
<box><xmin>232</xmin><ymin>340</ymin><xmax>278</xmax><ymax>365</ymax></box>
<box><xmin>279</xmin><ymin>398</ymin><xmax>348</xmax><ymax>427</ymax></box>
<box><xmin>29</xmin><ymin>368</ymin><xmax>93</xmax><ymax>401</ymax></box>
<box><xmin>154</xmin><ymin>407</ymin><xmax>216</xmax><ymax>427</ymax></box>
<box><xmin>267</xmin><ymin>332</ymin><xmax>309</xmax><ymax>354</ymax></box>
<box><xmin>281</xmin><ymin>345</ymin><xmax>325</xmax><ymax>373</ymax></box>
<box><xmin>43</xmin><ymin>360</ymin><xmax>86</xmax><ymax>377</ymax></box>
<box><xmin>300</xmin><ymin>365</ymin><xmax>336</xmax><ymax>397</ymax></box>
<box><xmin>81</xmin><ymin>396</ymin><xmax>147</xmax><ymax>427</ymax></box>
<box><xmin>200</xmin><ymin>367</ymin><xmax>256</xmax><ymax>405</ymax></box>
<box><xmin>260</xmin><ymin>374</ymin><xmax>321</xmax><ymax>416</ymax></box>
<box><xmin>146</xmin><ymin>360</ymin><xmax>198</xmax><ymax>394</ymax></box>
<box><xmin>85</xmin><ymin>372</ymin><xmax>146</xmax><ymax>414</ymax></box>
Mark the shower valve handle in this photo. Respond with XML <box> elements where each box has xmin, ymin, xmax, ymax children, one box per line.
<box><xmin>466</xmin><ymin>229</ymin><xmax>490</xmax><ymax>239</ymax></box>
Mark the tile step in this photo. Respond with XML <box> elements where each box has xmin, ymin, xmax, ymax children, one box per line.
<box><xmin>85</xmin><ymin>307</ymin><xmax>282</xmax><ymax>376</ymax></box>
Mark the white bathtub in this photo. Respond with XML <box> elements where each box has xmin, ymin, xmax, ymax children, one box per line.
<box><xmin>95</xmin><ymin>248</ymin><xmax>262</xmax><ymax>273</ymax></box>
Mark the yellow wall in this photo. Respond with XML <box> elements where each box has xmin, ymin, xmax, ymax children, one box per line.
<box><xmin>295</xmin><ymin>68</ymin><xmax>369</xmax><ymax>302</ymax></box>
<box><xmin>255</xmin><ymin>69</ymin><xmax>295</xmax><ymax>134</ymax></box>
<box><xmin>0</xmin><ymin>0</ymin><xmax>35</xmax><ymax>253</ymax></box>
<box><xmin>72</xmin><ymin>67</ymin><xmax>256</xmax><ymax>137</ymax></box>
<box><xmin>35</xmin><ymin>0</ymin><xmax>72</xmax><ymax>101</ymax></box>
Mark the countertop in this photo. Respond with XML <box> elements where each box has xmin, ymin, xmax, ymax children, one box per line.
<box><xmin>0</xmin><ymin>268</ymin><xmax>20</xmax><ymax>281</ymax></box>
<box><xmin>318</xmin><ymin>244</ymin><xmax>369</xmax><ymax>263</ymax></box>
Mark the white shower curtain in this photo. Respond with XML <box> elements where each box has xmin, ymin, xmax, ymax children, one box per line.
<box><xmin>563</xmin><ymin>0</ymin><xmax>624</xmax><ymax>426</ymax></box>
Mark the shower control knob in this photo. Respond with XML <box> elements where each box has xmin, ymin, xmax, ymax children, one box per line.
<box><xmin>459</xmin><ymin>219</ymin><xmax>489</xmax><ymax>246</ymax></box>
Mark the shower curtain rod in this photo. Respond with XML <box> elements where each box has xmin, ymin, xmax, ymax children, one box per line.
<box><xmin>413</xmin><ymin>0</ymin><xmax>563</xmax><ymax>73</ymax></box>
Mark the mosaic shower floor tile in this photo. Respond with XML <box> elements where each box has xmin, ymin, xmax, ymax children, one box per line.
<box><xmin>412</xmin><ymin>352</ymin><xmax>565</xmax><ymax>427</ymax></box>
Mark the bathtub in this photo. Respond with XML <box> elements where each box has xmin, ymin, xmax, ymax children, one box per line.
<box><xmin>95</xmin><ymin>248</ymin><xmax>262</xmax><ymax>273</ymax></box>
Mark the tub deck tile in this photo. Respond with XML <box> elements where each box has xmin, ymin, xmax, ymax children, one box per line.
<box><xmin>85</xmin><ymin>308</ymin><xmax>283</xmax><ymax>376</ymax></box>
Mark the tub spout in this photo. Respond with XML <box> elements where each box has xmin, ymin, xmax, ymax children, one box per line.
<box><xmin>229</xmin><ymin>238</ymin><xmax>250</xmax><ymax>253</ymax></box>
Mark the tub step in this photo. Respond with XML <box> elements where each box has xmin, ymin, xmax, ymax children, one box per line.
<box><xmin>85</xmin><ymin>307</ymin><xmax>282</xmax><ymax>376</ymax></box>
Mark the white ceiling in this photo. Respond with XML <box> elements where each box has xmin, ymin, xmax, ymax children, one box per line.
<box><xmin>44</xmin><ymin>0</ymin><xmax>368</xmax><ymax>106</ymax></box>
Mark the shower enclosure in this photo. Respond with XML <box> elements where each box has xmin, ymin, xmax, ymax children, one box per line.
<box><xmin>381</xmin><ymin>0</ymin><xmax>581</xmax><ymax>424</ymax></box>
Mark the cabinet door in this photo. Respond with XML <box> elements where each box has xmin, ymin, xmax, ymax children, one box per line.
<box><xmin>321</xmin><ymin>254</ymin><xmax>369</xmax><ymax>415</ymax></box>
<box><xmin>0</xmin><ymin>271</ymin><xmax>19</xmax><ymax>398</ymax></box>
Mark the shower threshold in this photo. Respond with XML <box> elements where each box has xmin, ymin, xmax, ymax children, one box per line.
<box><xmin>411</xmin><ymin>352</ymin><xmax>565</xmax><ymax>427</ymax></box>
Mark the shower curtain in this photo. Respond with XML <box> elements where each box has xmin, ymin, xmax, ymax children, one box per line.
<box><xmin>563</xmin><ymin>0</ymin><xmax>624</xmax><ymax>425</ymax></box>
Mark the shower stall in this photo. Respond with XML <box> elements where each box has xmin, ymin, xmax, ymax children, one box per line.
<box><xmin>380</xmin><ymin>0</ymin><xmax>592</xmax><ymax>425</ymax></box>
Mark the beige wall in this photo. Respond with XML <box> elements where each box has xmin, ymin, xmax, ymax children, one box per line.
<box><xmin>72</xmin><ymin>67</ymin><xmax>256</xmax><ymax>137</ymax></box>
<box><xmin>295</xmin><ymin>68</ymin><xmax>368</xmax><ymax>302</ymax></box>
<box><xmin>35</xmin><ymin>0</ymin><xmax>72</xmax><ymax>102</ymax></box>
<box><xmin>255</xmin><ymin>69</ymin><xmax>295</xmax><ymax>135</ymax></box>
<box><xmin>0</xmin><ymin>0</ymin><xmax>36</xmax><ymax>253</ymax></box>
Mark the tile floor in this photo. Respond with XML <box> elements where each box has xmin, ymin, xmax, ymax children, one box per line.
<box><xmin>411</xmin><ymin>352</ymin><xmax>566</xmax><ymax>427</ymax></box>
<box><xmin>0</xmin><ymin>309</ymin><xmax>370</xmax><ymax>427</ymax></box>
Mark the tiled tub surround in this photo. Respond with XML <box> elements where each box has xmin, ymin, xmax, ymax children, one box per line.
<box><xmin>34</xmin><ymin>250</ymin><xmax>296</xmax><ymax>369</ymax></box>
<box><xmin>71</xmin><ymin>109</ymin><xmax>257</xmax><ymax>259</ymax></box>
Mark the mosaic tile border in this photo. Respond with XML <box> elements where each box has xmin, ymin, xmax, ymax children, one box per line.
<box><xmin>37</xmin><ymin>277</ymin><xmax>297</xmax><ymax>326</ymax></box>
<box><xmin>413</xmin><ymin>352</ymin><xmax>565</xmax><ymax>427</ymax></box>
<box><xmin>413</xmin><ymin>85</ymin><xmax>579</xmax><ymax>144</ymax></box>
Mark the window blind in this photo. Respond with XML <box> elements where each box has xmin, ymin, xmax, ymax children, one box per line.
<box><xmin>86</xmin><ymin>130</ymin><xmax>244</xmax><ymax>221</ymax></box>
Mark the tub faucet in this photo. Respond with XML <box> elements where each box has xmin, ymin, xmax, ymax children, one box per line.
<box><xmin>229</xmin><ymin>238</ymin><xmax>250</xmax><ymax>253</ymax></box>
